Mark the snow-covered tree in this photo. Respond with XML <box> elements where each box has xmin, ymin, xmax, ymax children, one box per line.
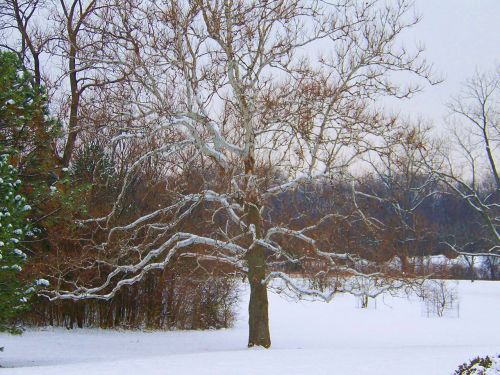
<box><xmin>38</xmin><ymin>0</ymin><xmax>437</xmax><ymax>348</ymax></box>
<box><xmin>0</xmin><ymin>153</ymin><xmax>48</xmax><ymax>334</ymax></box>
<box><xmin>0</xmin><ymin>50</ymin><xmax>54</xmax><ymax>334</ymax></box>
<box><xmin>0</xmin><ymin>50</ymin><xmax>60</xmax><ymax>179</ymax></box>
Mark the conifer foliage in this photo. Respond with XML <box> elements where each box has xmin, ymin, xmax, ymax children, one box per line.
<box><xmin>0</xmin><ymin>51</ymin><xmax>40</xmax><ymax>153</ymax></box>
<box><xmin>0</xmin><ymin>154</ymin><xmax>46</xmax><ymax>334</ymax></box>
<box><xmin>0</xmin><ymin>50</ymin><xmax>51</xmax><ymax>334</ymax></box>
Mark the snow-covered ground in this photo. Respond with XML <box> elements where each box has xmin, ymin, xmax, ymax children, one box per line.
<box><xmin>1</xmin><ymin>280</ymin><xmax>499</xmax><ymax>375</ymax></box>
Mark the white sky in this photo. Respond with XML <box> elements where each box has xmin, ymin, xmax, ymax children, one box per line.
<box><xmin>392</xmin><ymin>0</ymin><xmax>500</xmax><ymax>123</ymax></box>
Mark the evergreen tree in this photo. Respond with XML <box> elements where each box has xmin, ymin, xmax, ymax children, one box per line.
<box><xmin>0</xmin><ymin>50</ymin><xmax>56</xmax><ymax>334</ymax></box>
<box><xmin>0</xmin><ymin>50</ymin><xmax>60</xmax><ymax>185</ymax></box>
<box><xmin>0</xmin><ymin>153</ymin><xmax>47</xmax><ymax>334</ymax></box>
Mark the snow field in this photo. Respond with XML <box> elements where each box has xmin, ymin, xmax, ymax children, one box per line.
<box><xmin>0</xmin><ymin>280</ymin><xmax>499</xmax><ymax>374</ymax></box>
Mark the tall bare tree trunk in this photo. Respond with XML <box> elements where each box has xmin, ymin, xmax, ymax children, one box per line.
<box><xmin>62</xmin><ymin>43</ymin><xmax>79</xmax><ymax>167</ymax></box>
<box><xmin>244</xmin><ymin>157</ymin><xmax>271</xmax><ymax>348</ymax></box>
<box><xmin>247</xmin><ymin>243</ymin><xmax>271</xmax><ymax>348</ymax></box>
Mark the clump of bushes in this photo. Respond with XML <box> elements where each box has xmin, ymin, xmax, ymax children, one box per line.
<box><xmin>454</xmin><ymin>354</ymin><xmax>500</xmax><ymax>375</ymax></box>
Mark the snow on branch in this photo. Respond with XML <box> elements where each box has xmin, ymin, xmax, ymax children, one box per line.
<box><xmin>42</xmin><ymin>232</ymin><xmax>247</xmax><ymax>301</ymax></box>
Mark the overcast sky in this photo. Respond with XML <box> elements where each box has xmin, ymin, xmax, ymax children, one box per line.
<box><xmin>4</xmin><ymin>0</ymin><xmax>497</xmax><ymax>125</ymax></box>
<box><xmin>392</xmin><ymin>0</ymin><xmax>500</xmax><ymax>123</ymax></box>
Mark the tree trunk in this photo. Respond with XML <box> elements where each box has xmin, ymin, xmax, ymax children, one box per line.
<box><xmin>467</xmin><ymin>256</ymin><xmax>476</xmax><ymax>283</ymax></box>
<box><xmin>243</xmin><ymin>137</ymin><xmax>271</xmax><ymax>347</ymax></box>
<box><xmin>62</xmin><ymin>42</ymin><xmax>79</xmax><ymax>167</ymax></box>
<box><xmin>245</xmin><ymin>198</ymin><xmax>271</xmax><ymax>348</ymax></box>
<box><xmin>247</xmin><ymin>244</ymin><xmax>271</xmax><ymax>348</ymax></box>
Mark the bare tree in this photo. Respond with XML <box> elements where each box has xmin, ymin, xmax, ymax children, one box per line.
<box><xmin>39</xmin><ymin>0</ymin><xmax>436</xmax><ymax>348</ymax></box>
<box><xmin>353</xmin><ymin>124</ymin><xmax>442</xmax><ymax>274</ymax></box>
<box><xmin>50</xmin><ymin>0</ymin><xmax>133</xmax><ymax>166</ymax></box>
<box><xmin>1</xmin><ymin>0</ymin><xmax>129</xmax><ymax>166</ymax></box>
<box><xmin>434</xmin><ymin>69</ymin><xmax>499</xmax><ymax>260</ymax></box>
<box><xmin>482</xmin><ymin>255</ymin><xmax>499</xmax><ymax>280</ymax></box>
<box><xmin>0</xmin><ymin>0</ymin><xmax>52</xmax><ymax>88</ymax></box>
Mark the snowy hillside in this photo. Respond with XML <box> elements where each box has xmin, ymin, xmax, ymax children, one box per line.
<box><xmin>1</xmin><ymin>280</ymin><xmax>499</xmax><ymax>375</ymax></box>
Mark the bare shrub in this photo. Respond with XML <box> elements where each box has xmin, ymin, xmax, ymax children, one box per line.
<box><xmin>23</xmin><ymin>265</ymin><xmax>239</xmax><ymax>331</ymax></box>
<box><xmin>420</xmin><ymin>279</ymin><xmax>459</xmax><ymax>318</ymax></box>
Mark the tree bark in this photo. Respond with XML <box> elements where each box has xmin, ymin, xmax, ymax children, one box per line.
<box><xmin>245</xmin><ymin>198</ymin><xmax>271</xmax><ymax>348</ymax></box>
<box><xmin>62</xmin><ymin>42</ymin><xmax>79</xmax><ymax>167</ymax></box>
<box><xmin>244</xmin><ymin>155</ymin><xmax>271</xmax><ymax>348</ymax></box>
<box><xmin>247</xmin><ymin>244</ymin><xmax>271</xmax><ymax>348</ymax></box>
